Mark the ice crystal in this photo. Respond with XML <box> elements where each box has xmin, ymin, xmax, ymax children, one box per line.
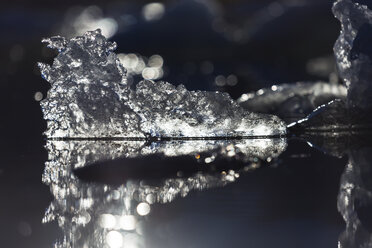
<box><xmin>39</xmin><ymin>29</ymin><xmax>286</xmax><ymax>138</ymax></box>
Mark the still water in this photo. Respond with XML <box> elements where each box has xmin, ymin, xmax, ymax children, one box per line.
<box><xmin>2</xmin><ymin>133</ymin><xmax>371</xmax><ymax>248</ymax></box>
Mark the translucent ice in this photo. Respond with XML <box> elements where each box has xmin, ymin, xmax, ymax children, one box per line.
<box><xmin>39</xmin><ymin>29</ymin><xmax>286</xmax><ymax>138</ymax></box>
<box><xmin>333</xmin><ymin>0</ymin><xmax>372</xmax><ymax>110</ymax></box>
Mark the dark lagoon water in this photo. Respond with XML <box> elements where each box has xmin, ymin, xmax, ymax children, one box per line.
<box><xmin>3</xmin><ymin>134</ymin><xmax>372</xmax><ymax>248</ymax></box>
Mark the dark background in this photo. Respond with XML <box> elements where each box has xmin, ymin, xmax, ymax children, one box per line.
<box><xmin>0</xmin><ymin>0</ymin><xmax>349</xmax><ymax>247</ymax></box>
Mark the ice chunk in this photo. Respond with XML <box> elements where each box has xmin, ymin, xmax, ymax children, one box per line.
<box><xmin>286</xmin><ymin>0</ymin><xmax>372</xmax><ymax>131</ymax></box>
<box><xmin>238</xmin><ymin>82</ymin><xmax>347</xmax><ymax>123</ymax></box>
<box><xmin>333</xmin><ymin>0</ymin><xmax>372</xmax><ymax>110</ymax></box>
<box><xmin>39</xmin><ymin>29</ymin><xmax>286</xmax><ymax>138</ymax></box>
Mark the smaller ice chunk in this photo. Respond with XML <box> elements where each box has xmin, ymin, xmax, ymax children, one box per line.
<box><xmin>333</xmin><ymin>0</ymin><xmax>372</xmax><ymax>110</ymax></box>
<box><xmin>39</xmin><ymin>29</ymin><xmax>286</xmax><ymax>138</ymax></box>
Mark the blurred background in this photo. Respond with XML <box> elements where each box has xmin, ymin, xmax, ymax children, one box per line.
<box><xmin>0</xmin><ymin>0</ymin><xmax>347</xmax><ymax>247</ymax></box>
<box><xmin>1</xmin><ymin>0</ymin><xmax>340</xmax><ymax>141</ymax></box>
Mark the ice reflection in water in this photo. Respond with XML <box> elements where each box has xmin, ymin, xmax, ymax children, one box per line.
<box><xmin>303</xmin><ymin>132</ymin><xmax>372</xmax><ymax>248</ymax></box>
<box><xmin>43</xmin><ymin>138</ymin><xmax>286</xmax><ymax>248</ymax></box>
<box><xmin>338</xmin><ymin>148</ymin><xmax>372</xmax><ymax>248</ymax></box>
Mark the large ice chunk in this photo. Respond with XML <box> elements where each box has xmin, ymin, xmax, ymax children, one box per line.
<box><xmin>39</xmin><ymin>29</ymin><xmax>286</xmax><ymax>138</ymax></box>
<box><xmin>333</xmin><ymin>0</ymin><xmax>372</xmax><ymax>110</ymax></box>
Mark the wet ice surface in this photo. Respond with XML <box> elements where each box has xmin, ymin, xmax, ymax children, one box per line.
<box><xmin>43</xmin><ymin>138</ymin><xmax>286</xmax><ymax>247</ymax></box>
<box><xmin>333</xmin><ymin>0</ymin><xmax>372</xmax><ymax>110</ymax></box>
<box><xmin>38</xmin><ymin>30</ymin><xmax>286</xmax><ymax>138</ymax></box>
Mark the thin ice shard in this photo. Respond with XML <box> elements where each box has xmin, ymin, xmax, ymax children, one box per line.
<box><xmin>238</xmin><ymin>82</ymin><xmax>347</xmax><ymax>123</ymax></box>
<box><xmin>39</xmin><ymin>29</ymin><xmax>286</xmax><ymax>138</ymax></box>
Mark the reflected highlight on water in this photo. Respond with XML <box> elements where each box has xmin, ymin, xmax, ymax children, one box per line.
<box><xmin>42</xmin><ymin>138</ymin><xmax>286</xmax><ymax>247</ymax></box>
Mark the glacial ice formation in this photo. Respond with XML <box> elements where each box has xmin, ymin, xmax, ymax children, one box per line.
<box><xmin>39</xmin><ymin>30</ymin><xmax>286</xmax><ymax>138</ymax></box>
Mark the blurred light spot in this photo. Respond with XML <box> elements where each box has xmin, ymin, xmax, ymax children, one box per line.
<box><xmin>257</xmin><ymin>89</ymin><xmax>264</xmax><ymax>95</ymax></box>
<box><xmin>271</xmin><ymin>85</ymin><xmax>278</xmax><ymax>91</ymax></box>
<box><xmin>136</xmin><ymin>202</ymin><xmax>150</xmax><ymax>216</ymax></box>
<box><xmin>227</xmin><ymin>150</ymin><xmax>235</xmax><ymax>157</ymax></box>
<box><xmin>146</xmin><ymin>194</ymin><xmax>155</xmax><ymax>204</ymax></box>
<box><xmin>215</xmin><ymin>75</ymin><xmax>226</xmax><ymax>86</ymax></box>
<box><xmin>226</xmin><ymin>74</ymin><xmax>238</xmax><ymax>86</ymax></box>
<box><xmin>119</xmin><ymin>215</ymin><xmax>136</xmax><ymax>231</ymax></box>
<box><xmin>18</xmin><ymin>222</ymin><xmax>32</xmax><ymax>237</ymax></box>
<box><xmin>71</xmin><ymin>6</ymin><xmax>118</xmax><ymax>38</ymax></box>
<box><xmin>94</xmin><ymin>18</ymin><xmax>118</xmax><ymax>38</ymax></box>
<box><xmin>142</xmin><ymin>2</ymin><xmax>165</xmax><ymax>21</ymax></box>
<box><xmin>205</xmin><ymin>156</ymin><xmax>215</xmax><ymax>163</ymax></box>
<box><xmin>34</xmin><ymin>92</ymin><xmax>43</xmax><ymax>101</ymax></box>
<box><xmin>239</xmin><ymin>94</ymin><xmax>249</xmax><ymax>102</ymax></box>
<box><xmin>148</xmin><ymin>55</ymin><xmax>163</xmax><ymax>68</ymax></box>
<box><xmin>106</xmin><ymin>231</ymin><xmax>123</xmax><ymax>248</ymax></box>
<box><xmin>200</xmin><ymin>61</ymin><xmax>214</xmax><ymax>74</ymax></box>
<box><xmin>100</xmin><ymin>214</ymin><xmax>116</xmax><ymax>229</ymax></box>
<box><xmin>9</xmin><ymin>44</ymin><xmax>24</xmax><ymax>62</ymax></box>
<box><xmin>119</xmin><ymin>53</ymin><xmax>139</xmax><ymax>69</ymax></box>
<box><xmin>142</xmin><ymin>67</ymin><xmax>158</xmax><ymax>79</ymax></box>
